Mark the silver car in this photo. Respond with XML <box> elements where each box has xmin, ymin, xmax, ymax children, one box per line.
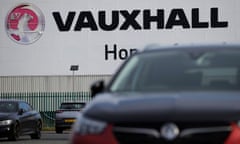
<box><xmin>55</xmin><ymin>101</ymin><xmax>85</xmax><ymax>133</ymax></box>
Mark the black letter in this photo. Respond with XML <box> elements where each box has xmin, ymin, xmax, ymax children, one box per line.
<box><xmin>143</xmin><ymin>9</ymin><xmax>164</xmax><ymax>29</ymax></box>
<box><xmin>119</xmin><ymin>49</ymin><xmax>128</xmax><ymax>60</ymax></box>
<box><xmin>130</xmin><ymin>48</ymin><xmax>138</xmax><ymax>55</ymax></box>
<box><xmin>211</xmin><ymin>8</ymin><xmax>228</xmax><ymax>28</ymax></box>
<box><xmin>52</xmin><ymin>12</ymin><xmax>75</xmax><ymax>31</ymax></box>
<box><xmin>166</xmin><ymin>9</ymin><xmax>190</xmax><ymax>29</ymax></box>
<box><xmin>192</xmin><ymin>8</ymin><xmax>209</xmax><ymax>28</ymax></box>
<box><xmin>74</xmin><ymin>11</ymin><xmax>98</xmax><ymax>31</ymax></box>
<box><xmin>105</xmin><ymin>44</ymin><xmax>117</xmax><ymax>60</ymax></box>
<box><xmin>99</xmin><ymin>11</ymin><xmax>119</xmax><ymax>31</ymax></box>
<box><xmin>120</xmin><ymin>10</ymin><xmax>141</xmax><ymax>30</ymax></box>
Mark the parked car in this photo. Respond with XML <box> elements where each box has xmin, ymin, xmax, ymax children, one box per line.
<box><xmin>0</xmin><ymin>99</ymin><xmax>42</xmax><ymax>141</ymax></box>
<box><xmin>70</xmin><ymin>44</ymin><xmax>240</xmax><ymax>144</ymax></box>
<box><xmin>55</xmin><ymin>101</ymin><xmax>86</xmax><ymax>133</ymax></box>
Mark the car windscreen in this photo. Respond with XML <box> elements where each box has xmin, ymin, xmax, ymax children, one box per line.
<box><xmin>60</xmin><ymin>103</ymin><xmax>85</xmax><ymax>109</ymax></box>
<box><xmin>0</xmin><ymin>102</ymin><xmax>18</xmax><ymax>113</ymax></box>
<box><xmin>110</xmin><ymin>48</ymin><xmax>240</xmax><ymax>92</ymax></box>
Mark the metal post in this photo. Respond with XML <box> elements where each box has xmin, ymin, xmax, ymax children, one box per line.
<box><xmin>70</xmin><ymin>65</ymin><xmax>79</xmax><ymax>99</ymax></box>
<box><xmin>72</xmin><ymin>70</ymin><xmax>75</xmax><ymax>94</ymax></box>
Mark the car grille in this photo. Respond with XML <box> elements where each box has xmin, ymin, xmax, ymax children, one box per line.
<box><xmin>113</xmin><ymin>122</ymin><xmax>231</xmax><ymax>144</ymax></box>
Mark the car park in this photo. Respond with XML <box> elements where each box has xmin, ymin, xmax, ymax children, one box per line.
<box><xmin>55</xmin><ymin>101</ymin><xmax>86</xmax><ymax>133</ymax></box>
<box><xmin>70</xmin><ymin>44</ymin><xmax>240</xmax><ymax>144</ymax></box>
<box><xmin>0</xmin><ymin>99</ymin><xmax>42</xmax><ymax>141</ymax></box>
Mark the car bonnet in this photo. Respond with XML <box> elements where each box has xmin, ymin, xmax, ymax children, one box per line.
<box><xmin>83</xmin><ymin>91</ymin><xmax>240</xmax><ymax>123</ymax></box>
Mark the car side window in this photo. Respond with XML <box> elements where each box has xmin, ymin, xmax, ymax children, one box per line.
<box><xmin>19</xmin><ymin>102</ymin><xmax>32</xmax><ymax>112</ymax></box>
<box><xmin>25</xmin><ymin>103</ymin><xmax>33</xmax><ymax>111</ymax></box>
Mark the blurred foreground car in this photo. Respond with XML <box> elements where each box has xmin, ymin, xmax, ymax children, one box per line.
<box><xmin>55</xmin><ymin>101</ymin><xmax>86</xmax><ymax>133</ymax></box>
<box><xmin>70</xmin><ymin>44</ymin><xmax>240</xmax><ymax>144</ymax></box>
<box><xmin>0</xmin><ymin>99</ymin><xmax>42</xmax><ymax>141</ymax></box>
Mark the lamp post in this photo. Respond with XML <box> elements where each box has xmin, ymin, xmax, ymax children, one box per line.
<box><xmin>70</xmin><ymin>65</ymin><xmax>79</xmax><ymax>96</ymax></box>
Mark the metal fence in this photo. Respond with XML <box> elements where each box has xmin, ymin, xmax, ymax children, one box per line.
<box><xmin>0</xmin><ymin>92</ymin><xmax>92</xmax><ymax>128</ymax></box>
<box><xmin>0</xmin><ymin>75</ymin><xmax>112</xmax><ymax>128</ymax></box>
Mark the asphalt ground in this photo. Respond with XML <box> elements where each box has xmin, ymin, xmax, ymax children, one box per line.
<box><xmin>0</xmin><ymin>131</ymin><xmax>70</xmax><ymax>144</ymax></box>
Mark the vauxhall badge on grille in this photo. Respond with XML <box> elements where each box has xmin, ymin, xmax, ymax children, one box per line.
<box><xmin>161</xmin><ymin>123</ymin><xmax>180</xmax><ymax>141</ymax></box>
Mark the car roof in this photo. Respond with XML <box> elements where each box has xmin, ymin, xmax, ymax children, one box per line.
<box><xmin>142</xmin><ymin>43</ymin><xmax>240</xmax><ymax>53</ymax></box>
<box><xmin>0</xmin><ymin>99</ymin><xmax>25</xmax><ymax>103</ymax></box>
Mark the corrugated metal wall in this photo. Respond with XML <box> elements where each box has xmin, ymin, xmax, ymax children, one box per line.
<box><xmin>0</xmin><ymin>75</ymin><xmax>111</xmax><ymax>93</ymax></box>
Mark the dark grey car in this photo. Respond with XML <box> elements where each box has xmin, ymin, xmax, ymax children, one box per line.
<box><xmin>70</xmin><ymin>44</ymin><xmax>240</xmax><ymax>144</ymax></box>
<box><xmin>0</xmin><ymin>99</ymin><xmax>42</xmax><ymax>141</ymax></box>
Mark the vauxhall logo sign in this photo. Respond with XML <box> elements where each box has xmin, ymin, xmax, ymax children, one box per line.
<box><xmin>5</xmin><ymin>4</ymin><xmax>229</xmax><ymax>44</ymax></box>
<box><xmin>52</xmin><ymin>8</ymin><xmax>228</xmax><ymax>31</ymax></box>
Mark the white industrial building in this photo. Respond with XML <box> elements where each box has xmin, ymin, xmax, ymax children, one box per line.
<box><xmin>1</xmin><ymin>0</ymin><xmax>240</xmax><ymax>127</ymax></box>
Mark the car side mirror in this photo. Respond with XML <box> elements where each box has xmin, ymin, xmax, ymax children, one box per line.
<box><xmin>18</xmin><ymin>109</ymin><xmax>24</xmax><ymax>115</ymax></box>
<box><xmin>90</xmin><ymin>80</ymin><xmax>105</xmax><ymax>98</ymax></box>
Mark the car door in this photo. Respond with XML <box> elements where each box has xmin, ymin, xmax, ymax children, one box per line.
<box><xmin>24</xmin><ymin>103</ymin><xmax>38</xmax><ymax>131</ymax></box>
<box><xmin>18</xmin><ymin>102</ymin><xmax>35</xmax><ymax>133</ymax></box>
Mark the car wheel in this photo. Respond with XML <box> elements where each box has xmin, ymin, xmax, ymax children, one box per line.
<box><xmin>30</xmin><ymin>120</ymin><xmax>42</xmax><ymax>139</ymax></box>
<box><xmin>8</xmin><ymin>122</ymin><xmax>20</xmax><ymax>141</ymax></box>
<box><xmin>55</xmin><ymin>127</ymin><xmax>63</xmax><ymax>134</ymax></box>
